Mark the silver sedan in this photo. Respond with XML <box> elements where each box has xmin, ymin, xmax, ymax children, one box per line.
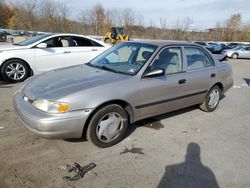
<box><xmin>222</xmin><ymin>46</ymin><xmax>250</xmax><ymax>59</ymax></box>
<box><xmin>14</xmin><ymin>41</ymin><xmax>233</xmax><ymax>147</ymax></box>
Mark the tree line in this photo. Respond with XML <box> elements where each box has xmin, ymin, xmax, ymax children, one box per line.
<box><xmin>1</xmin><ymin>0</ymin><xmax>250</xmax><ymax>42</ymax></box>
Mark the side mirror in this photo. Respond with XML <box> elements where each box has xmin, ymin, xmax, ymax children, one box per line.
<box><xmin>143</xmin><ymin>68</ymin><xmax>165</xmax><ymax>78</ymax></box>
<box><xmin>241</xmin><ymin>48</ymin><xmax>245</xmax><ymax>51</ymax></box>
<box><xmin>36</xmin><ymin>43</ymin><xmax>47</xmax><ymax>48</ymax></box>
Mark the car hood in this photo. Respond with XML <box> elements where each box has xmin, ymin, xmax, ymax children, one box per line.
<box><xmin>0</xmin><ymin>44</ymin><xmax>30</xmax><ymax>51</ymax></box>
<box><xmin>22</xmin><ymin>65</ymin><xmax>130</xmax><ymax>100</ymax></box>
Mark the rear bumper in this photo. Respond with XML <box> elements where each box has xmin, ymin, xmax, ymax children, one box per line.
<box><xmin>13</xmin><ymin>91</ymin><xmax>92</xmax><ymax>139</ymax></box>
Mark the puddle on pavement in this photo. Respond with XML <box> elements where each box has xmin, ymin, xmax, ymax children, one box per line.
<box><xmin>143</xmin><ymin>121</ymin><xmax>164</xmax><ymax>130</ymax></box>
<box><xmin>120</xmin><ymin>147</ymin><xmax>144</xmax><ymax>155</ymax></box>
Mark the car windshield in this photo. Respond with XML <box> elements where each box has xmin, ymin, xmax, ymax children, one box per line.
<box><xmin>88</xmin><ymin>42</ymin><xmax>157</xmax><ymax>75</ymax></box>
<box><xmin>15</xmin><ymin>34</ymin><xmax>52</xmax><ymax>46</ymax></box>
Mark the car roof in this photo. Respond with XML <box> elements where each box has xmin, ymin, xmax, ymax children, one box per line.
<box><xmin>40</xmin><ymin>33</ymin><xmax>110</xmax><ymax>47</ymax></box>
<box><xmin>127</xmin><ymin>40</ymin><xmax>200</xmax><ymax>47</ymax></box>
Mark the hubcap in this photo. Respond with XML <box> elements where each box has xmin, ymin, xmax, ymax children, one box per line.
<box><xmin>6</xmin><ymin>63</ymin><xmax>26</xmax><ymax>80</ymax></box>
<box><xmin>208</xmin><ymin>89</ymin><xmax>220</xmax><ymax>109</ymax></box>
<box><xmin>96</xmin><ymin>112</ymin><xmax>123</xmax><ymax>143</ymax></box>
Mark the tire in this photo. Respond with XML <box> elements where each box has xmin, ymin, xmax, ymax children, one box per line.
<box><xmin>200</xmin><ymin>85</ymin><xmax>221</xmax><ymax>112</ymax></box>
<box><xmin>87</xmin><ymin>104</ymin><xmax>128</xmax><ymax>148</ymax></box>
<box><xmin>232</xmin><ymin>53</ymin><xmax>238</xmax><ymax>59</ymax></box>
<box><xmin>104</xmin><ymin>38</ymin><xmax>113</xmax><ymax>45</ymax></box>
<box><xmin>1</xmin><ymin>59</ymin><xmax>30</xmax><ymax>82</ymax></box>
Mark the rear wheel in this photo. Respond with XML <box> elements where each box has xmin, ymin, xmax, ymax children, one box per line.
<box><xmin>232</xmin><ymin>53</ymin><xmax>238</xmax><ymax>59</ymax></box>
<box><xmin>87</xmin><ymin>104</ymin><xmax>128</xmax><ymax>148</ymax></box>
<box><xmin>1</xmin><ymin>59</ymin><xmax>30</xmax><ymax>82</ymax></box>
<box><xmin>200</xmin><ymin>85</ymin><xmax>221</xmax><ymax>112</ymax></box>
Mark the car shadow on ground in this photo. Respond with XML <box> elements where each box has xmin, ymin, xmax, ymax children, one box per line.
<box><xmin>65</xmin><ymin>94</ymin><xmax>226</xmax><ymax>144</ymax></box>
<box><xmin>243</xmin><ymin>78</ymin><xmax>250</xmax><ymax>86</ymax></box>
<box><xmin>65</xmin><ymin>105</ymin><xmax>199</xmax><ymax>143</ymax></box>
<box><xmin>0</xmin><ymin>79</ymin><xmax>15</xmax><ymax>88</ymax></box>
<box><xmin>157</xmin><ymin>142</ymin><xmax>219</xmax><ymax>188</ymax></box>
<box><xmin>124</xmin><ymin>105</ymin><xmax>198</xmax><ymax>140</ymax></box>
<box><xmin>63</xmin><ymin>94</ymin><xmax>225</xmax><ymax>142</ymax></box>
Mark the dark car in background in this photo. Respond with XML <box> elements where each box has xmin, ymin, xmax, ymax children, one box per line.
<box><xmin>0</xmin><ymin>31</ymin><xmax>7</xmax><ymax>42</ymax></box>
<box><xmin>194</xmin><ymin>41</ymin><xmax>222</xmax><ymax>54</ymax></box>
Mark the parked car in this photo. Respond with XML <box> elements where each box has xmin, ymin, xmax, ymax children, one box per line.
<box><xmin>227</xmin><ymin>42</ymin><xmax>241</xmax><ymax>49</ymax></box>
<box><xmin>194</xmin><ymin>41</ymin><xmax>221</xmax><ymax>54</ymax></box>
<box><xmin>14</xmin><ymin>41</ymin><xmax>233</xmax><ymax>147</ymax></box>
<box><xmin>209</xmin><ymin>43</ymin><xmax>233</xmax><ymax>54</ymax></box>
<box><xmin>0</xmin><ymin>33</ymin><xmax>110</xmax><ymax>82</ymax></box>
<box><xmin>0</xmin><ymin>31</ymin><xmax>7</xmax><ymax>42</ymax></box>
<box><xmin>222</xmin><ymin>46</ymin><xmax>250</xmax><ymax>59</ymax></box>
<box><xmin>193</xmin><ymin>41</ymin><xmax>211</xmax><ymax>47</ymax></box>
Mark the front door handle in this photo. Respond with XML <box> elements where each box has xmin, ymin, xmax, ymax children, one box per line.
<box><xmin>178</xmin><ymin>79</ymin><xmax>186</xmax><ymax>84</ymax></box>
<box><xmin>211</xmin><ymin>73</ymin><xmax>216</xmax><ymax>78</ymax></box>
<box><xmin>92</xmin><ymin>49</ymin><xmax>98</xmax><ymax>51</ymax></box>
<box><xmin>64</xmin><ymin>51</ymin><xmax>71</xmax><ymax>54</ymax></box>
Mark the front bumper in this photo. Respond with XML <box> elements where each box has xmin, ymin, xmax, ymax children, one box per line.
<box><xmin>13</xmin><ymin>91</ymin><xmax>92</xmax><ymax>139</ymax></box>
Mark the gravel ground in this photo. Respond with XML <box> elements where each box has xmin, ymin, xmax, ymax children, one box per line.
<box><xmin>0</xmin><ymin>59</ymin><xmax>249</xmax><ymax>188</ymax></box>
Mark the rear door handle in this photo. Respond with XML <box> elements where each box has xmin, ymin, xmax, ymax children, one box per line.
<box><xmin>92</xmin><ymin>49</ymin><xmax>98</xmax><ymax>51</ymax></box>
<box><xmin>211</xmin><ymin>73</ymin><xmax>216</xmax><ymax>78</ymax></box>
<box><xmin>178</xmin><ymin>79</ymin><xmax>186</xmax><ymax>84</ymax></box>
<box><xmin>64</xmin><ymin>51</ymin><xmax>71</xmax><ymax>54</ymax></box>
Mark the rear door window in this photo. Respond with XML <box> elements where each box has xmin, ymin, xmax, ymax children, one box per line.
<box><xmin>43</xmin><ymin>36</ymin><xmax>70</xmax><ymax>48</ymax></box>
<box><xmin>184</xmin><ymin>47</ymin><xmax>214</xmax><ymax>71</ymax></box>
<box><xmin>71</xmin><ymin>37</ymin><xmax>103</xmax><ymax>47</ymax></box>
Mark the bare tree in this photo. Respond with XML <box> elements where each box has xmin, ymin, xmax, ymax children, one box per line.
<box><xmin>88</xmin><ymin>3</ymin><xmax>106</xmax><ymax>35</ymax></box>
<box><xmin>122</xmin><ymin>8</ymin><xmax>135</xmax><ymax>28</ymax></box>
<box><xmin>38</xmin><ymin>0</ymin><xmax>58</xmax><ymax>31</ymax></box>
<box><xmin>20</xmin><ymin>0</ymin><xmax>38</xmax><ymax>30</ymax></box>
<box><xmin>226</xmin><ymin>13</ymin><xmax>242</xmax><ymax>41</ymax></box>
<box><xmin>57</xmin><ymin>3</ymin><xmax>71</xmax><ymax>32</ymax></box>
<box><xmin>136</xmin><ymin>13</ymin><xmax>144</xmax><ymax>26</ymax></box>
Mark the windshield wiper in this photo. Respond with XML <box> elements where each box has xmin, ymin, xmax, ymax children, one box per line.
<box><xmin>86</xmin><ymin>63</ymin><xmax>118</xmax><ymax>73</ymax></box>
<box><xmin>86</xmin><ymin>63</ymin><xmax>131</xmax><ymax>75</ymax></box>
<box><xmin>99</xmin><ymin>65</ymin><xmax>119</xmax><ymax>73</ymax></box>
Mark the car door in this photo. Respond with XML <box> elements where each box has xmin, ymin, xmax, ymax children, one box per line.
<box><xmin>69</xmin><ymin>36</ymin><xmax>107</xmax><ymax>64</ymax></box>
<box><xmin>239</xmin><ymin>47</ymin><xmax>250</xmax><ymax>58</ymax></box>
<box><xmin>34</xmin><ymin>36</ymin><xmax>72</xmax><ymax>73</ymax></box>
<box><xmin>138</xmin><ymin>47</ymin><xmax>191</xmax><ymax>118</ymax></box>
<box><xmin>184</xmin><ymin>46</ymin><xmax>217</xmax><ymax>104</ymax></box>
<box><xmin>245</xmin><ymin>47</ymin><xmax>250</xmax><ymax>58</ymax></box>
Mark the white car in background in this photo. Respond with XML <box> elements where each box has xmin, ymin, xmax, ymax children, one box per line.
<box><xmin>0</xmin><ymin>33</ymin><xmax>110</xmax><ymax>82</ymax></box>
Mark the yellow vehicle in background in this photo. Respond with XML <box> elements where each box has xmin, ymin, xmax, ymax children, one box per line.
<box><xmin>103</xmin><ymin>27</ymin><xmax>129</xmax><ymax>45</ymax></box>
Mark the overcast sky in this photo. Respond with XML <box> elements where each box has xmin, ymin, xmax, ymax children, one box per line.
<box><xmin>62</xmin><ymin>0</ymin><xmax>249</xmax><ymax>30</ymax></box>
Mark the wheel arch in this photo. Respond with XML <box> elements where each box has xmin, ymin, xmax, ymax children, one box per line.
<box><xmin>232</xmin><ymin>52</ymin><xmax>239</xmax><ymax>58</ymax></box>
<box><xmin>82</xmin><ymin>99</ymin><xmax>134</xmax><ymax>138</ymax></box>
<box><xmin>212</xmin><ymin>82</ymin><xmax>224</xmax><ymax>93</ymax></box>
<box><xmin>1</xmin><ymin>58</ymin><xmax>33</xmax><ymax>76</ymax></box>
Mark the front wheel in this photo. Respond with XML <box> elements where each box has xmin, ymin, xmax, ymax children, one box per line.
<box><xmin>1</xmin><ymin>59</ymin><xmax>30</xmax><ymax>82</ymax></box>
<box><xmin>87</xmin><ymin>104</ymin><xmax>128</xmax><ymax>148</ymax></box>
<box><xmin>200</xmin><ymin>86</ymin><xmax>221</xmax><ymax>112</ymax></box>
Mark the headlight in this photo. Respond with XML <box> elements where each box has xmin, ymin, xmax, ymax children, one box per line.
<box><xmin>32</xmin><ymin>99</ymin><xmax>69</xmax><ymax>113</ymax></box>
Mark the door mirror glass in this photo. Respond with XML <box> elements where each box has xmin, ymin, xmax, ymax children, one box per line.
<box><xmin>143</xmin><ymin>68</ymin><xmax>165</xmax><ymax>78</ymax></box>
<box><xmin>36</xmin><ymin>43</ymin><xmax>47</xmax><ymax>48</ymax></box>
